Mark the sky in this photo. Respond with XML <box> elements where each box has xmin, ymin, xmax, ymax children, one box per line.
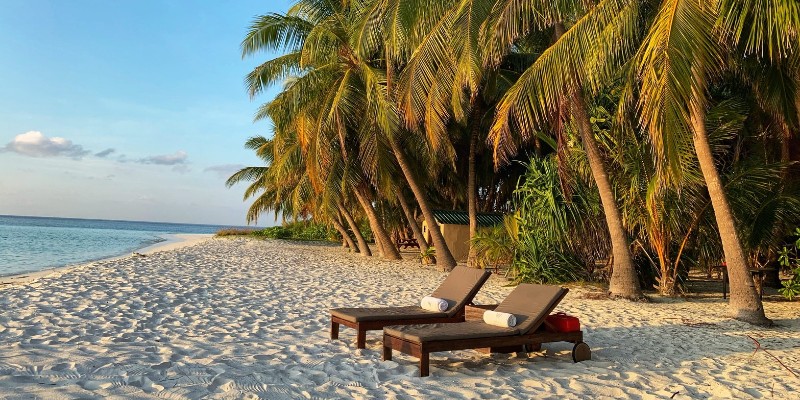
<box><xmin>0</xmin><ymin>0</ymin><xmax>293</xmax><ymax>226</ymax></box>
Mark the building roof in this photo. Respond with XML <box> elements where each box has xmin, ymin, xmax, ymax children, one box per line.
<box><xmin>432</xmin><ymin>210</ymin><xmax>504</xmax><ymax>227</ymax></box>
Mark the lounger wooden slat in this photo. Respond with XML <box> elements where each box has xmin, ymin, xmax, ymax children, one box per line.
<box><xmin>329</xmin><ymin>266</ymin><xmax>491</xmax><ymax>349</ymax></box>
<box><xmin>382</xmin><ymin>284</ymin><xmax>591</xmax><ymax>376</ymax></box>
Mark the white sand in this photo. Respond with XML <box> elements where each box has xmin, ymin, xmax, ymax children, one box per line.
<box><xmin>0</xmin><ymin>237</ymin><xmax>798</xmax><ymax>399</ymax></box>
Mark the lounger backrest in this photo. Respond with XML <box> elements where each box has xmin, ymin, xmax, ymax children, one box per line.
<box><xmin>431</xmin><ymin>266</ymin><xmax>492</xmax><ymax>317</ymax></box>
<box><xmin>493</xmin><ymin>284</ymin><xmax>568</xmax><ymax>334</ymax></box>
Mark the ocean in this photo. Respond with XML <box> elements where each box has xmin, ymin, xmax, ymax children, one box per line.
<box><xmin>0</xmin><ymin>215</ymin><xmax>242</xmax><ymax>277</ymax></box>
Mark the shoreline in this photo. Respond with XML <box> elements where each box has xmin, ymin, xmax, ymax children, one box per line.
<box><xmin>0</xmin><ymin>233</ymin><xmax>213</xmax><ymax>287</ymax></box>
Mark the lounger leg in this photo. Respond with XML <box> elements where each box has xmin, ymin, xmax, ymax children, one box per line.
<box><xmin>356</xmin><ymin>329</ymin><xmax>366</xmax><ymax>349</ymax></box>
<box><xmin>419</xmin><ymin>352</ymin><xmax>430</xmax><ymax>377</ymax></box>
<box><xmin>383</xmin><ymin>345</ymin><xmax>392</xmax><ymax>361</ymax></box>
<box><xmin>330</xmin><ymin>321</ymin><xmax>339</xmax><ymax>340</ymax></box>
<box><xmin>527</xmin><ymin>343</ymin><xmax>541</xmax><ymax>352</ymax></box>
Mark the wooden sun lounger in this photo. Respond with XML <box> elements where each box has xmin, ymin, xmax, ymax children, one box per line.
<box><xmin>382</xmin><ymin>284</ymin><xmax>591</xmax><ymax>376</ymax></box>
<box><xmin>329</xmin><ymin>266</ymin><xmax>491</xmax><ymax>349</ymax></box>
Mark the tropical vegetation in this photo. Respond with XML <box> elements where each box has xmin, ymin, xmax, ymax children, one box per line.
<box><xmin>229</xmin><ymin>0</ymin><xmax>800</xmax><ymax>325</ymax></box>
<box><xmin>217</xmin><ymin>221</ymin><xmax>346</xmax><ymax>242</ymax></box>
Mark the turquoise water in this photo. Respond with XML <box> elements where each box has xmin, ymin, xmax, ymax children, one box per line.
<box><xmin>0</xmin><ymin>215</ymin><xmax>241</xmax><ymax>276</ymax></box>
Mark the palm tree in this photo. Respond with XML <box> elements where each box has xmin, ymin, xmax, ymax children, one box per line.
<box><xmin>484</xmin><ymin>1</ymin><xmax>644</xmax><ymax>299</ymax></box>
<box><xmin>352</xmin><ymin>0</ymin><xmax>466</xmax><ymax>271</ymax></box>
<box><xmin>629</xmin><ymin>0</ymin><xmax>799</xmax><ymax>324</ymax></box>
<box><xmin>373</xmin><ymin>0</ymin><xmax>539</xmax><ymax>267</ymax></box>
<box><xmin>241</xmin><ymin>1</ymin><xmax>406</xmax><ymax>260</ymax></box>
<box><xmin>226</xmin><ymin>136</ymin><xmax>314</xmax><ymax>224</ymax></box>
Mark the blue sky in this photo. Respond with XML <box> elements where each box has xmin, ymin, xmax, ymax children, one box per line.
<box><xmin>0</xmin><ymin>0</ymin><xmax>292</xmax><ymax>226</ymax></box>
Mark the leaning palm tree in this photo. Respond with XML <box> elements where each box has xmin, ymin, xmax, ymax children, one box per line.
<box><xmin>362</xmin><ymin>0</ymin><xmax>539</xmax><ymax>267</ymax></box>
<box><xmin>225</xmin><ymin>136</ymin><xmax>311</xmax><ymax>224</ymax></box>
<box><xmin>351</xmin><ymin>0</ymin><xmax>465</xmax><ymax>270</ymax></box>
<box><xmin>243</xmin><ymin>0</ymin><xmax>489</xmax><ymax>263</ymax></box>
<box><xmin>484</xmin><ymin>0</ymin><xmax>644</xmax><ymax>299</ymax></box>
<box><xmin>629</xmin><ymin>0</ymin><xmax>797</xmax><ymax>324</ymax></box>
<box><xmin>241</xmin><ymin>2</ymin><xmax>406</xmax><ymax>260</ymax></box>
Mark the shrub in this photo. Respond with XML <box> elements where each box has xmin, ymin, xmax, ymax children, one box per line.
<box><xmin>419</xmin><ymin>246</ymin><xmax>436</xmax><ymax>265</ymax></box>
<box><xmin>511</xmin><ymin>158</ymin><xmax>588</xmax><ymax>284</ymax></box>
<box><xmin>218</xmin><ymin>221</ymin><xmax>339</xmax><ymax>242</ymax></box>
<box><xmin>216</xmin><ymin>228</ymin><xmax>258</xmax><ymax>236</ymax></box>
<box><xmin>470</xmin><ymin>216</ymin><xmax>517</xmax><ymax>271</ymax></box>
<box><xmin>778</xmin><ymin>228</ymin><xmax>800</xmax><ymax>300</ymax></box>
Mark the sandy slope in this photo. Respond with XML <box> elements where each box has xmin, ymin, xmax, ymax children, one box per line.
<box><xmin>0</xmin><ymin>237</ymin><xmax>797</xmax><ymax>399</ymax></box>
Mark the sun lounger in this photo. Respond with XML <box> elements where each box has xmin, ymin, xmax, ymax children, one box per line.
<box><xmin>329</xmin><ymin>266</ymin><xmax>491</xmax><ymax>349</ymax></box>
<box><xmin>382</xmin><ymin>284</ymin><xmax>591</xmax><ymax>376</ymax></box>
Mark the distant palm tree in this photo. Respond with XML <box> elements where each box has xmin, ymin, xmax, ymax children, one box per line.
<box><xmin>241</xmin><ymin>1</ymin><xmax>407</xmax><ymax>260</ymax></box>
<box><xmin>370</xmin><ymin>0</ymin><xmax>540</xmax><ymax>267</ymax></box>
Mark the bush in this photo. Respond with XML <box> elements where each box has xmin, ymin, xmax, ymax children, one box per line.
<box><xmin>470</xmin><ymin>216</ymin><xmax>517</xmax><ymax>270</ymax></box>
<box><xmin>511</xmin><ymin>158</ymin><xmax>589</xmax><ymax>284</ymax></box>
<box><xmin>778</xmin><ymin>228</ymin><xmax>800</xmax><ymax>300</ymax></box>
<box><xmin>218</xmin><ymin>221</ymin><xmax>339</xmax><ymax>242</ymax></box>
<box><xmin>216</xmin><ymin>228</ymin><xmax>258</xmax><ymax>236</ymax></box>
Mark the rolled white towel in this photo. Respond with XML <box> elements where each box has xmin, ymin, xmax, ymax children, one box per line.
<box><xmin>420</xmin><ymin>296</ymin><xmax>449</xmax><ymax>312</ymax></box>
<box><xmin>483</xmin><ymin>310</ymin><xmax>517</xmax><ymax>327</ymax></box>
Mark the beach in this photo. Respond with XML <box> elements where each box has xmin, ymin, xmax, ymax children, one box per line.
<box><xmin>0</xmin><ymin>237</ymin><xmax>798</xmax><ymax>399</ymax></box>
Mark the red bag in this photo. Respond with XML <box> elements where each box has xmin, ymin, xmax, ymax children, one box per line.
<box><xmin>545</xmin><ymin>312</ymin><xmax>581</xmax><ymax>332</ymax></box>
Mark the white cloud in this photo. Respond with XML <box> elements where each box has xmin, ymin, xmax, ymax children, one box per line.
<box><xmin>3</xmin><ymin>131</ymin><xmax>89</xmax><ymax>159</ymax></box>
<box><xmin>139</xmin><ymin>150</ymin><xmax>188</xmax><ymax>165</ymax></box>
<box><xmin>204</xmin><ymin>163</ymin><xmax>246</xmax><ymax>178</ymax></box>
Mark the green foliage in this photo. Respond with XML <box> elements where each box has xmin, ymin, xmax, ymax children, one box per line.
<box><xmin>470</xmin><ymin>216</ymin><xmax>518</xmax><ymax>270</ymax></box>
<box><xmin>419</xmin><ymin>246</ymin><xmax>436</xmax><ymax>265</ymax></box>
<box><xmin>778</xmin><ymin>228</ymin><xmax>800</xmax><ymax>301</ymax></box>
<box><xmin>252</xmin><ymin>221</ymin><xmax>338</xmax><ymax>242</ymax></box>
<box><xmin>511</xmin><ymin>157</ymin><xmax>588</xmax><ymax>284</ymax></box>
<box><xmin>215</xmin><ymin>228</ymin><xmax>258</xmax><ymax>237</ymax></box>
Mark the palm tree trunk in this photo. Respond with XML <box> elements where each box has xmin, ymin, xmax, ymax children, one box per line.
<box><xmin>552</xmin><ymin>22</ymin><xmax>641</xmax><ymax>299</ymax></box>
<box><xmin>338</xmin><ymin>200</ymin><xmax>371</xmax><ymax>257</ymax></box>
<box><xmin>331</xmin><ymin>212</ymin><xmax>357</xmax><ymax>253</ymax></box>
<box><xmin>394</xmin><ymin>187</ymin><xmax>430</xmax><ymax>252</ymax></box>
<box><xmin>384</xmin><ymin>51</ymin><xmax>456</xmax><ymax>269</ymax></box>
<box><xmin>690</xmin><ymin>101</ymin><xmax>771</xmax><ymax>325</ymax></box>
<box><xmin>467</xmin><ymin>104</ymin><xmax>482</xmax><ymax>267</ymax></box>
<box><xmin>374</xmin><ymin>233</ymin><xmax>385</xmax><ymax>257</ymax></box>
<box><xmin>354</xmin><ymin>183</ymin><xmax>402</xmax><ymax>260</ymax></box>
<box><xmin>388</xmin><ymin>137</ymin><xmax>458</xmax><ymax>270</ymax></box>
<box><xmin>570</xmin><ymin>84</ymin><xmax>643</xmax><ymax>299</ymax></box>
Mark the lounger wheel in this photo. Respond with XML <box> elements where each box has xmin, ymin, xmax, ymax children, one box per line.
<box><xmin>572</xmin><ymin>342</ymin><xmax>591</xmax><ymax>362</ymax></box>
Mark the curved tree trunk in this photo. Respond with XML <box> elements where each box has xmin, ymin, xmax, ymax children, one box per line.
<box><xmin>570</xmin><ymin>85</ymin><xmax>643</xmax><ymax>299</ymax></box>
<box><xmin>388</xmin><ymin>137</ymin><xmax>458</xmax><ymax>270</ymax></box>
<box><xmin>467</xmin><ymin>104</ymin><xmax>482</xmax><ymax>267</ymax></box>
<box><xmin>384</xmin><ymin>51</ymin><xmax>456</xmax><ymax>269</ymax></box>
<box><xmin>553</xmin><ymin>22</ymin><xmax>641</xmax><ymax>299</ymax></box>
<box><xmin>374</xmin><ymin>233</ymin><xmax>385</xmax><ymax>257</ymax></box>
<box><xmin>395</xmin><ymin>187</ymin><xmax>430</xmax><ymax>253</ymax></box>
<box><xmin>690</xmin><ymin>101</ymin><xmax>771</xmax><ymax>325</ymax></box>
<box><xmin>354</xmin><ymin>183</ymin><xmax>402</xmax><ymax>260</ymax></box>
<box><xmin>338</xmin><ymin>200</ymin><xmax>371</xmax><ymax>257</ymax></box>
<box><xmin>331</xmin><ymin>212</ymin><xmax>357</xmax><ymax>253</ymax></box>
